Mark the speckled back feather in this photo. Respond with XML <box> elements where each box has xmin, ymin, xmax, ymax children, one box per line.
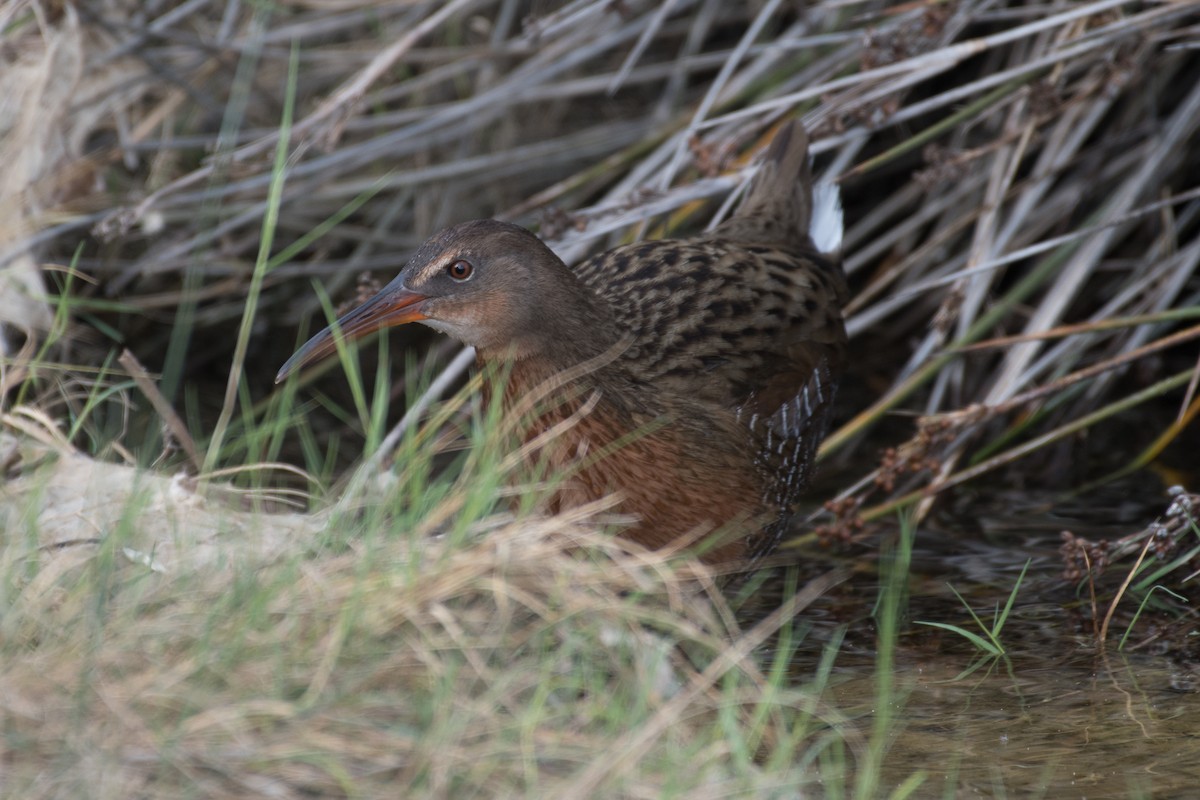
<box><xmin>571</xmin><ymin>120</ymin><xmax>848</xmax><ymax>558</ymax></box>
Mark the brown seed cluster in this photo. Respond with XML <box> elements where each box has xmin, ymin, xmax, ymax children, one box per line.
<box><xmin>914</xmin><ymin>144</ymin><xmax>971</xmax><ymax>192</ymax></box>
<box><xmin>814</xmin><ymin>412</ymin><xmax>975</xmax><ymax>546</ymax></box>
<box><xmin>537</xmin><ymin>207</ymin><xmax>586</xmax><ymax>240</ymax></box>
<box><xmin>860</xmin><ymin>4</ymin><xmax>953</xmax><ymax>73</ymax></box>
<box><xmin>687</xmin><ymin>133</ymin><xmax>735</xmax><ymax>179</ymax></box>
<box><xmin>814</xmin><ymin>495</ymin><xmax>865</xmax><ymax>547</ymax></box>
<box><xmin>1058</xmin><ymin>530</ymin><xmax>1110</xmax><ymax>583</ymax></box>
<box><xmin>1059</xmin><ymin>489</ymin><xmax>1200</xmax><ymax>585</ymax></box>
<box><xmin>877</xmin><ymin>413</ymin><xmax>964</xmax><ymax>492</ymax></box>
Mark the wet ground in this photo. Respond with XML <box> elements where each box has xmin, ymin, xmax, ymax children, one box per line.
<box><xmin>772</xmin><ymin>480</ymin><xmax>1200</xmax><ymax>798</ymax></box>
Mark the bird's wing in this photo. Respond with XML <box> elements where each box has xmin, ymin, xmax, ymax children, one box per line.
<box><xmin>574</xmin><ymin>239</ymin><xmax>844</xmax><ymax>399</ymax></box>
<box><xmin>575</xmin><ymin>238</ymin><xmax>845</xmax><ymax>517</ymax></box>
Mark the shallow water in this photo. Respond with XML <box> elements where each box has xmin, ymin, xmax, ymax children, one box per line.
<box><xmin>831</xmin><ymin>647</ymin><xmax>1200</xmax><ymax>798</ymax></box>
<box><xmin>776</xmin><ymin>484</ymin><xmax>1200</xmax><ymax>798</ymax></box>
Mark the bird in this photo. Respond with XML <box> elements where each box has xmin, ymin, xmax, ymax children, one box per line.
<box><xmin>277</xmin><ymin>120</ymin><xmax>847</xmax><ymax>568</ymax></box>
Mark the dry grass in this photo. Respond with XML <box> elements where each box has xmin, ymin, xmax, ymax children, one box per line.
<box><xmin>2</xmin><ymin>422</ymin><xmax>848</xmax><ymax>798</ymax></box>
<box><xmin>3</xmin><ymin>0</ymin><xmax>1200</xmax><ymax>795</ymax></box>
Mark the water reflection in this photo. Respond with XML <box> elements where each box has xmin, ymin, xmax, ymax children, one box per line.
<box><xmin>764</xmin><ymin>483</ymin><xmax>1200</xmax><ymax>797</ymax></box>
<box><xmin>831</xmin><ymin>651</ymin><xmax>1200</xmax><ymax>797</ymax></box>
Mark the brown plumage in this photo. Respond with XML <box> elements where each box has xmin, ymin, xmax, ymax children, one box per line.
<box><xmin>277</xmin><ymin>121</ymin><xmax>848</xmax><ymax>567</ymax></box>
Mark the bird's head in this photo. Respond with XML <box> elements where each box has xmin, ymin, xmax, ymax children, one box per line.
<box><xmin>276</xmin><ymin>219</ymin><xmax>590</xmax><ymax>383</ymax></box>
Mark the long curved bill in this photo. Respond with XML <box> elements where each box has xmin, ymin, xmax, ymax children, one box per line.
<box><xmin>275</xmin><ymin>284</ymin><xmax>428</xmax><ymax>384</ymax></box>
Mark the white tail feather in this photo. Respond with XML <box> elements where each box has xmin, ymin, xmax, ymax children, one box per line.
<box><xmin>809</xmin><ymin>182</ymin><xmax>843</xmax><ymax>253</ymax></box>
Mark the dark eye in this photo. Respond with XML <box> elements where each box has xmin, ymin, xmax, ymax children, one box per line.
<box><xmin>447</xmin><ymin>260</ymin><xmax>473</xmax><ymax>281</ymax></box>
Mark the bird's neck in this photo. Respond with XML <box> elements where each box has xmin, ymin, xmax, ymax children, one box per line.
<box><xmin>478</xmin><ymin>267</ymin><xmax>621</xmax><ymax>371</ymax></box>
<box><xmin>473</xmin><ymin>267</ymin><xmax>630</xmax><ymax>427</ymax></box>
